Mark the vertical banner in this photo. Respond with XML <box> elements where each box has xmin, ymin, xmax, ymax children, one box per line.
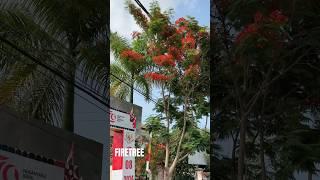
<box><xmin>122</xmin><ymin>130</ymin><xmax>135</xmax><ymax>180</ymax></box>
<box><xmin>112</xmin><ymin>130</ymin><xmax>124</xmax><ymax>170</ymax></box>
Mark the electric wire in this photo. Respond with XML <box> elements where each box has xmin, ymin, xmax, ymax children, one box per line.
<box><xmin>0</xmin><ymin>35</ymin><xmax>110</xmax><ymax>109</ymax></box>
<box><xmin>134</xmin><ymin>0</ymin><xmax>151</xmax><ymax>17</ymax></box>
<box><xmin>0</xmin><ymin>36</ymin><xmax>132</xmax><ymax>115</ymax></box>
<box><xmin>110</xmin><ymin>72</ymin><xmax>158</xmax><ymax>104</ymax></box>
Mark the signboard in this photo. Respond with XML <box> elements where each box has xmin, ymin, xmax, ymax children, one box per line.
<box><xmin>122</xmin><ymin>130</ymin><xmax>135</xmax><ymax>180</ymax></box>
<box><xmin>110</xmin><ymin>109</ymin><xmax>136</xmax><ymax>180</ymax></box>
<box><xmin>110</xmin><ymin>109</ymin><xmax>135</xmax><ymax>130</ymax></box>
<box><xmin>0</xmin><ymin>150</ymin><xmax>64</xmax><ymax>180</ymax></box>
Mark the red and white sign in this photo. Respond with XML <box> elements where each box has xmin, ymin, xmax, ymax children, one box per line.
<box><xmin>110</xmin><ymin>109</ymin><xmax>136</xmax><ymax>180</ymax></box>
<box><xmin>110</xmin><ymin>109</ymin><xmax>135</xmax><ymax>130</ymax></box>
<box><xmin>122</xmin><ymin>130</ymin><xmax>135</xmax><ymax>180</ymax></box>
<box><xmin>0</xmin><ymin>150</ymin><xmax>64</xmax><ymax>180</ymax></box>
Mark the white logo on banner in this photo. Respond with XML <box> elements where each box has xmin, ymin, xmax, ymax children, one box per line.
<box><xmin>110</xmin><ymin>109</ymin><xmax>134</xmax><ymax>130</ymax></box>
<box><xmin>0</xmin><ymin>150</ymin><xmax>64</xmax><ymax>180</ymax></box>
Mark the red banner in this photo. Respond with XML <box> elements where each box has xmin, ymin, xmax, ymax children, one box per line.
<box><xmin>112</xmin><ymin>130</ymin><xmax>124</xmax><ymax>170</ymax></box>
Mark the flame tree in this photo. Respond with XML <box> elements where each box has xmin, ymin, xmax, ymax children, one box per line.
<box><xmin>116</xmin><ymin>1</ymin><xmax>210</xmax><ymax>179</ymax></box>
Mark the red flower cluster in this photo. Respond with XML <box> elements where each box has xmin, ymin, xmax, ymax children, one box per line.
<box><xmin>182</xmin><ymin>33</ymin><xmax>196</xmax><ymax>49</ymax></box>
<box><xmin>235</xmin><ymin>10</ymin><xmax>288</xmax><ymax>44</ymax></box>
<box><xmin>235</xmin><ymin>24</ymin><xmax>258</xmax><ymax>44</ymax></box>
<box><xmin>254</xmin><ymin>11</ymin><xmax>263</xmax><ymax>24</ymax></box>
<box><xmin>184</xmin><ymin>64</ymin><xmax>200</xmax><ymax>77</ymax></box>
<box><xmin>144</xmin><ymin>72</ymin><xmax>172</xmax><ymax>81</ymax></box>
<box><xmin>177</xmin><ymin>26</ymin><xmax>188</xmax><ymax>34</ymax></box>
<box><xmin>175</xmin><ymin>17</ymin><xmax>189</xmax><ymax>34</ymax></box>
<box><xmin>120</xmin><ymin>50</ymin><xmax>144</xmax><ymax>61</ymax></box>
<box><xmin>269</xmin><ymin>10</ymin><xmax>288</xmax><ymax>24</ymax></box>
<box><xmin>157</xmin><ymin>144</ymin><xmax>166</xmax><ymax>149</ymax></box>
<box><xmin>175</xmin><ymin>17</ymin><xmax>187</xmax><ymax>25</ymax></box>
<box><xmin>152</xmin><ymin>54</ymin><xmax>176</xmax><ymax>67</ymax></box>
<box><xmin>168</xmin><ymin>46</ymin><xmax>183</xmax><ymax>61</ymax></box>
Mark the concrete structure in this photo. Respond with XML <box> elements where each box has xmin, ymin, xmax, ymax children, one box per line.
<box><xmin>0</xmin><ymin>105</ymin><xmax>103</xmax><ymax>180</ymax></box>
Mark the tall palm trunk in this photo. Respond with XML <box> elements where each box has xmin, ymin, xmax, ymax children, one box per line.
<box><xmin>238</xmin><ymin>115</ymin><xmax>247</xmax><ymax>180</ymax></box>
<box><xmin>232</xmin><ymin>131</ymin><xmax>239</xmax><ymax>180</ymax></box>
<box><xmin>130</xmin><ymin>72</ymin><xmax>134</xmax><ymax>103</ymax></box>
<box><xmin>308</xmin><ymin>172</ymin><xmax>312</xmax><ymax>180</ymax></box>
<box><xmin>260</xmin><ymin>130</ymin><xmax>266</xmax><ymax>180</ymax></box>
<box><xmin>62</xmin><ymin>64</ymin><xmax>75</xmax><ymax>132</ymax></box>
<box><xmin>62</xmin><ymin>38</ymin><xmax>77</xmax><ymax>132</ymax></box>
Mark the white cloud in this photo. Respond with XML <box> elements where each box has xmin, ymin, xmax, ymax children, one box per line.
<box><xmin>110</xmin><ymin>0</ymin><xmax>141</xmax><ymax>40</ymax></box>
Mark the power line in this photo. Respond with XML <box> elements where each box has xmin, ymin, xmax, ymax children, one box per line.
<box><xmin>110</xmin><ymin>72</ymin><xmax>158</xmax><ymax>104</ymax></box>
<box><xmin>134</xmin><ymin>0</ymin><xmax>151</xmax><ymax>17</ymax></box>
<box><xmin>2</xmin><ymin>46</ymin><xmax>129</xmax><ymax>116</ymax></box>
<box><xmin>0</xmin><ymin>36</ymin><xmax>110</xmax><ymax>108</ymax></box>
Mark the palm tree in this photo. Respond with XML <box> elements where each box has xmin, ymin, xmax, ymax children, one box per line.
<box><xmin>110</xmin><ymin>32</ymin><xmax>151</xmax><ymax>103</ymax></box>
<box><xmin>0</xmin><ymin>0</ymin><xmax>107</xmax><ymax>132</ymax></box>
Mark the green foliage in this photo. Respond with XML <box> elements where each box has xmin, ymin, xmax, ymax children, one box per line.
<box><xmin>212</xmin><ymin>0</ymin><xmax>320</xmax><ymax>179</ymax></box>
<box><xmin>0</xmin><ymin>0</ymin><xmax>107</xmax><ymax>128</ymax></box>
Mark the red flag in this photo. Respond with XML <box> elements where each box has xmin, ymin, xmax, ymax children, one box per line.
<box><xmin>112</xmin><ymin>130</ymin><xmax>124</xmax><ymax>170</ymax></box>
<box><xmin>145</xmin><ymin>143</ymin><xmax>151</xmax><ymax>161</ymax></box>
<box><xmin>54</xmin><ymin>143</ymin><xmax>82</xmax><ymax>180</ymax></box>
<box><xmin>129</xmin><ymin>108</ymin><xmax>136</xmax><ymax>128</ymax></box>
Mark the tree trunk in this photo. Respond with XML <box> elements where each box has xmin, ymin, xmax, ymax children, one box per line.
<box><xmin>130</xmin><ymin>86</ymin><xmax>134</xmax><ymax>103</ymax></box>
<box><xmin>260</xmin><ymin>130</ymin><xmax>266</xmax><ymax>180</ymax></box>
<box><xmin>232</xmin><ymin>144</ymin><xmax>237</xmax><ymax>180</ymax></box>
<box><xmin>237</xmin><ymin>116</ymin><xmax>247</xmax><ymax>180</ymax></box>
<box><xmin>164</xmin><ymin>167</ymin><xmax>175</xmax><ymax>180</ymax></box>
<box><xmin>164</xmin><ymin>173</ymin><xmax>173</xmax><ymax>180</ymax></box>
<box><xmin>232</xmin><ymin>131</ymin><xmax>239</xmax><ymax>180</ymax></box>
<box><xmin>308</xmin><ymin>171</ymin><xmax>312</xmax><ymax>180</ymax></box>
<box><xmin>62</xmin><ymin>39</ymin><xmax>77</xmax><ymax>132</ymax></box>
<box><xmin>62</xmin><ymin>67</ymin><xmax>75</xmax><ymax>132</ymax></box>
<box><xmin>205</xmin><ymin>115</ymin><xmax>208</xmax><ymax>129</ymax></box>
<box><xmin>130</xmin><ymin>72</ymin><xmax>134</xmax><ymax>103</ymax></box>
<box><xmin>161</xmin><ymin>85</ymin><xmax>170</xmax><ymax>180</ymax></box>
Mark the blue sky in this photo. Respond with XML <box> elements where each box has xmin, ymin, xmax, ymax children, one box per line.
<box><xmin>111</xmin><ymin>0</ymin><xmax>210</xmax><ymax>128</ymax></box>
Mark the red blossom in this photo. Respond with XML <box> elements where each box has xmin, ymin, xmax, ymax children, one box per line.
<box><xmin>157</xmin><ymin>144</ymin><xmax>166</xmax><ymax>149</ymax></box>
<box><xmin>235</xmin><ymin>23</ymin><xmax>258</xmax><ymax>44</ymax></box>
<box><xmin>269</xmin><ymin>10</ymin><xmax>288</xmax><ymax>24</ymax></box>
<box><xmin>182</xmin><ymin>33</ymin><xmax>196</xmax><ymax>49</ymax></box>
<box><xmin>152</xmin><ymin>54</ymin><xmax>176</xmax><ymax>67</ymax></box>
<box><xmin>120</xmin><ymin>50</ymin><xmax>144</xmax><ymax>61</ymax></box>
<box><xmin>175</xmin><ymin>17</ymin><xmax>187</xmax><ymax>25</ymax></box>
<box><xmin>177</xmin><ymin>26</ymin><xmax>188</xmax><ymax>34</ymax></box>
<box><xmin>144</xmin><ymin>72</ymin><xmax>172</xmax><ymax>81</ymax></box>
<box><xmin>168</xmin><ymin>46</ymin><xmax>183</xmax><ymax>61</ymax></box>
<box><xmin>254</xmin><ymin>11</ymin><xmax>264</xmax><ymax>24</ymax></box>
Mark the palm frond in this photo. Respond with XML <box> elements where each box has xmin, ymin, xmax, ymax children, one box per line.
<box><xmin>110</xmin><ymin>32</ymin><xmax>130</xmax><ymax>59</ymax></box>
